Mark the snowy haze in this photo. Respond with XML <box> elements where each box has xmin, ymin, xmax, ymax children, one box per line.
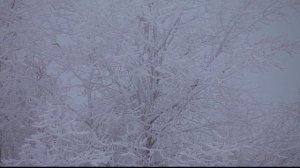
<box><xmin>1</xmin><ymin>0</ymin><xmax>300</xmax><ymax>166</ymax></box>
<box><xmin>245</xmin><ymin>9</ymin><xmax>300</xmax><ymax>103</ymax></box>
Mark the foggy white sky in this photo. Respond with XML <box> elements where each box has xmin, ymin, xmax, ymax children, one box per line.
<box><xmin>244</xmin><ymin>8</ymin><xmax>300</xmax><ymax>103</ymax></box>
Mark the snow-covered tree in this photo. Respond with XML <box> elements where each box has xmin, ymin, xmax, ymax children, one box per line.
<box><xmin>0</xmin><ymin>0</ymin><xmax>58</xmax><ymax>164</ymax></box>
<box><xmin>2</xmin><ymin>0</ymin><xmax>300</xmax><ymax>166</ymax></box>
